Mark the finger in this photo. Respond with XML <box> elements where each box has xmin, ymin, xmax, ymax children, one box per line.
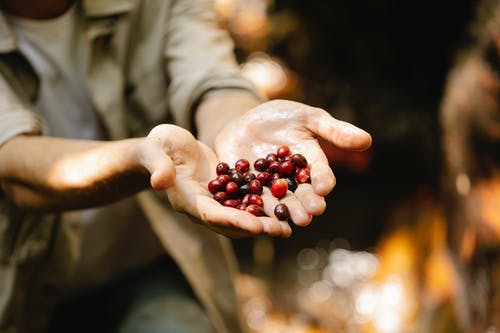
<box><xmin>280</xmin><ymin>192</ymin><xmax>313</xmax><ymax>227</ymax></box>
<box><xmin>140</xmin><ymin>144</ymin><xmax>176</xmax><ymax>190</ymax></box>
<box><xmin>196</xmin><ymin>197</ymin><xmax>265</xmax><ymax>235</ymax></box>
<box><xmin>260</xmin><ymin>188</ymin><xmax>293</xmax><ymax>237</ymax></box>
<box><xmin>308</xmin><ymin>156</ymin><xmax>336</xmax><ymax>196</ymax></box>
<box><xmin>294</xmin><ymin>183</ymin><xmax>327</xmax><ymax>216</ymax></box>
<box><xmin>309</xmin><ymin>109</ymin><xmax>372</xmax><ymax>151</ymax></box>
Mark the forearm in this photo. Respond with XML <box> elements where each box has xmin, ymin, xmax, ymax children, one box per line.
<box><xmin>0</xmin><ymin>135</ymin><xmax>151</xmax><ymax>212</ymax></box>
<box><xmin>195</xmin><ymin>91</ymin><xmax>262</xmax><ymax>147</ymax></box>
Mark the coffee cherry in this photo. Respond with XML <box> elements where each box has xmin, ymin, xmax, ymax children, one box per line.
<box><xmin>226</xmin><ymin>181</ymin><xmax>240</xmax><ymax>197</ymax></box>
<box><xmin>254</xmin><ymin>158</ymin><xmax>269</xmax><ymax>172</ymax></box>
<box><xmin>248</xmin><ymin>179</ymin><xmax>263</xmax><ymax>195</ymax></box>
<box><xmin>277</xmin><ymin>145</ymin><xmax>290</xmax><ymax>158</ymax></box>
<box><xmin>272</xmin><ymin>172</ymin><xmax>281</xmax><ymax>181</ymax></box>
<box><xmin>229</xmin><ymin>170</ymin><xmax>244</xmax><ymax>185</ymax></box>
<box><xmin>266</xmin><ymin>153</ymin><xmax>278</xmax><ymax>162</ymax></box>
<box><xmin>256</xmin><ymin>171</ymin><xmax>272</xmax><ymax>185</ymax></box>
<box><xmin>242</xmin><ymin>194</ymin><xmax>251</xmax><ymax>205</ymax></box>
<box><xmin>246</xmin><ymin>204</ymin><xmax>265</xmax><ymax>216</ymax></box>
<box><xmin>237</xmin><ymin>203</ymin><xmax>247</xmax><ymax>211</ymax></box>
<box><xmin>223</xmin><ymin>199</ymin><xmax>241</xmax><ymax>208</ymax></box>
<box><xmin>274</xmin><ymin>203</ymin><xmax>290</xmax><ymax>221</ymax></box>
<box><xmin>213</xmin><ymin>191</ymin><xmax>228</xmax><ymax>204</ymax></box>
<box><xmin>284</xmin><ymin>177</ymin><xmax>298</xmax><ymax>192</ymax></box>
<box><xmin>243</xmin><ymin>171</ymin><xmax>256</xmax><ymax>183</ymax></box>
<box><xmin>296</xmin><ymin>168</ymin><xmax>311</xmax><ymax>184</ymax></box>
<box><xmin>279</xmin><ymin>160</ymin><xmax>296</xmax><ymax>177</ymax></box>
<box><xmin>208</xmin><ymin>179</ymin><xmax>224</xmax><ymax>194</ymax></box>
<box><xmin>271</xmin><ymin>178</ymin><xmax>288</xmax><ymax>198</ymax></box>
<box><xmin>217</xmin><ymin>174</ymin><xmax>230</xmax><ymax>185</ymax></box>
<box><xmin>216</xmin><ymin>162</ymin><xmax>230</xmax><ymax>175</ymax></box>
<box><xmin>268</xmin><ymin>160</ymin><xmax>280</xmax><ymax>173</ymax></box>
<box><xmin>291</xmin><ymin>154</ymin><xmax>308</xmax><ymax>168</ymax></box>
<box><xmin>247</xmin><ymin>194</ymin><xmax>263</xmax><ymax>207</ymax></box>
<box><xmin>235</xmin><ymin>159</ymin><xmax>250</xmax><ymax>172</ymax></box>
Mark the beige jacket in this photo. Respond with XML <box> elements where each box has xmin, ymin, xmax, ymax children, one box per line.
<box><xmin>0</xmin><ymin>0</ymin><xmax>258</xmax><ymax>332</ymax></box>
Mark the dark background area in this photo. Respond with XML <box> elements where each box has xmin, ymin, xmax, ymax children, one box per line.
<box><xmin>233</xmin><ymin>0</ymin><xmax>477</xmax><ymax>264</ymax></box>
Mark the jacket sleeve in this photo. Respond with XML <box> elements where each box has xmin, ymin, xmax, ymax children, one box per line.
<box><xmin>164</xmin><ymin>0</ymin><xmax>262</xmax><ymax>130</ymax></box>
<box><xmin>0</xmin><ymin>73</ymin><xmax>43</xmax><ymax>147</ymax></box>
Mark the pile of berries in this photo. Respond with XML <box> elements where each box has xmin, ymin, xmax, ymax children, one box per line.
<box><xmin>207</xmin><ymin>145</ymin><xmax>310</xmax><ymax>221</ymax></box>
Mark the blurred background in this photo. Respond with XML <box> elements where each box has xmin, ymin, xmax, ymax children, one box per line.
<box><xmin>211</xmin><ymin>0</ymin><xmax>500</xmax><ymax>332</ymax></box>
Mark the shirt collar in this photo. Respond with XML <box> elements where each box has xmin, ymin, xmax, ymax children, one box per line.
<box><xmin>0</xmin><ymin>0</ymin><xmax>135</xmax><ymax>53</ymax></box>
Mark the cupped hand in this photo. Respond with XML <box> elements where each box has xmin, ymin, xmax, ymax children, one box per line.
<box><xmin>214</xmin><ymin>99</ymin><xmax>372</xmax><ymax>228</ymax></box>
<box><xmin>139</xmin><ymin>124</ymin><xmax>291</xmax><ymax>238</ymax></box>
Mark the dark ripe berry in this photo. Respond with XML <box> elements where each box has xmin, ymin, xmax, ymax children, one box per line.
<box><xmin>237</xmin><ymin>203</ymin><xmax>247</xmax><ymax>210</ymax></box>
<box><xmin>208</xmin><ymin>179</ymin><xmax>224</xmax><ymax>194</ymax></box>
<box><xmin>228</xmin><ymin>168</ymin><xmax>239</xmax><ymax>174</ymax></box>
<box><xmin>242</xmin><ymin>194</ymin><xmax>251</xmax><ymax>205</ymax></box>
<box><xmin>291</xmin><ymin>154</ymin><xmax>308</xmax><ymax>168</ymax></box>
<box><xmin>226</xmin><ymin>181</ymin><xmax>240</xmax><ymax>197</ymax></box>
<box><xmin>248</xmin><ymin>179</ymin><xmax>263</xmax><ymax>194</ymax></box>
<box><xmin>274</xmin><ymin>203</ymin><xmax>291</xmax><ymax>221</ymax></box>
<box><xmin>247</xmin><ymin>194</ymin><xmax>263</xmax><ymax>207</ymax></box>
<box><xmin>279</xmin><ymin>160</ymin><xmax>296</xmax><ymax>177</ymax></box>
<box><xmin>272</xmin><ymin>172</ymin><xmax>281</xmax><ymax>181</ymax></box>
<box><xmin>256</xmin><ymin>171</ymin><xmax>272</xmax><ymax>185</ymax></box>
<box><xmin>277</xmin><ymin>145</ymin><xmax>290</xmax><ymax>158</ymax></box>
<box><xmin>229</xmin><ymin>170</ymin><xmax>244</xmax><ymax>185</ymax></box>
<box><xmin>246</xmin><ymin>204</ymin><xmax>266</xmax><ymax>216</ymax></box>
<box><xmin>217</xmin><ymin>174</ymin><xmax>231</xmax><ymax>185</ymax></box>
<box><xmin>268</xmin><ymin>160</ymin><xmax>280</xmax><ymax>173</ymax></box>
<box><xmin>213</xmin><ymin>191</ymin><xmax>228</xmax><ymax>204</ymax></box>
<box><xmin>284</xmin><ymin>177</ymin><xmax>298</xmax><ymax>192</ymax></box>
<box><xmin>296</xmin><ymin>168</ymin><xmax>311</xmax><ymax>184</ymax></box>
<box><xmin>280</xmin><ymin>155</ymin><xmax>292</xmax><ymax>162</ymax></box>
<box><xmin>239</xmin><ymin>184</ymin><xmax>250</xmax><ymax>195</ymax></box>
<box><xmin>223</xmin><ymin>199</ymin><xmax>241</xmax><ymax>208</ymax></box>
<box><xmin>235</xmin><ymin>159</ymin><xmax>250</xmax><ymax>172</ymax></box>
<box><xmin>254</xmin><ymin>158</ymin><xmax>269</xmax><ymax>172</ymax></box>
<box><xmin>271</xmin><ymin>178</ymin><xmax>288</xmax><ymax>198</ymax></box>
<box><xmin>266</xmin><ymin>153</ymin><xmax>278</xmax><ymax>162</ymax></box>
<box><xmin>216</xmin><ymin>162</ymin><xmax>230</xmax><ymax>175</ymax></box>
<box><xmin>243</xmin><ymin>171</ymin><xmax>256</xmax><ymax>183</ymax></box>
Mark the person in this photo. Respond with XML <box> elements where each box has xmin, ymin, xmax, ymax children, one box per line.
<box><xmin>0</xmin><ymin>0</ymin><xmax>372</xmax><ymax>332</ymax></box>
<box><xmin>439</xmin><ymin>0</ymin><xmax>500</xmax><ymax>331</ymax></box>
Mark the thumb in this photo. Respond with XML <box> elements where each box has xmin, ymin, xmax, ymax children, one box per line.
<box><xmin>309</xmin><ymin>110</ymin><xmax>372</xmax><ymax>151</ymax></box>
<box><xmin>140</xmin><ymin>143</ymin><xmax>176</xmax><ymax>190</ymax></box>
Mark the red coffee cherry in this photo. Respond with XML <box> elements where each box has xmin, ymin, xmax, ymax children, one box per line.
<box><xmin>246</xmin><ymin>204</ymin><xmax>266</xmax><ymax>216</ymax></box>
<box><xmin>235</xmin><ymin>159</ymin><xmax>250</xmax><ymax>172</ymax></box>
<box><xmin>237</xmin><ymin>203</ymin><xmax>247</xmax><ymax>210</ymax></box>
<box><xmin>279</xmin><ymin>160</ymin><xmax>296</xmax><ymax>177</ymax></box>
<box><xmin>243</xmin><ymin>171</ymin><xmax>256</xmax><ymax>183</ymax></box>
<box><xmin>296</xmin><ymin>168</ymin><xmax>311</xmax><ymax>184</ymax></box>
<box><xmin>291</xmin><ymin>154</ymin><xmax>308</xmax><ymax>168</ymax></box>
<box><xmin>256</xmin><ymin>171</ymin><xmax>272</xmax><ymax>185</ymax></box>
<box><xmin>248</xmin><ymin>179</ymin><xmax>263</xmax><ymax>195</ymax></box>
<box><xmin>208</xmin><ymin>179</ymin><xmax>224</xmax><ymax>194</ymax></box>
<box><xmin>213</xmin><ymin>191</ymin><xmax>228</xmax><ymax>204</ymax></box>
<box><xmin>277</xmin><ymin>145</ymin><xmax>290</xmax><ymax>158</ymax></box>
<box><xmin>274</xmin><ymin>203</ymin><xmax>291</xmax><ymax>221</ymax></box>
<box><xmin>225</xmin><ymin>181</ymin><xmax>240</xmax><ymax>197</ymax></box>
<box><xmin>247</xmin><ymin>194</ymin><xmax>263</xmax><ymax>207</ymax></box>
<box><xmin>229</xmin><ymin>170</ymin><xmax>244</xmax><ymax>185</ymax></box>
<box><xmin>268</xmin><ymin>161</ymin><xmax>280</xmax><ymax>173</ymax></box>
<box><xmin>266</xmin><ymin>153</ymin><xmax>278</xmax><ymax>162</ymax></box>
<box><xmin>216</xmin><ymin>162</ymin><xmax>230</xmax><ymax>175</ymax></box>
<box><xmin>254</xmin><ymin>158</ymin><xmax>269</xmax><ymax>172</ymax></box>
<box><xmin>217</xmin><ymin>174</ymin><xmax>230</xmax><ymax>185</ymax></box>
<box><xmin>223</xmin><ymin>199</ymin><xmax>241</xmax><ymax>208</ymax></box>
<box><xmin>271</xmin><ymin>178</ymin><xmax>288</xmax><ymax>198</ymax></box>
